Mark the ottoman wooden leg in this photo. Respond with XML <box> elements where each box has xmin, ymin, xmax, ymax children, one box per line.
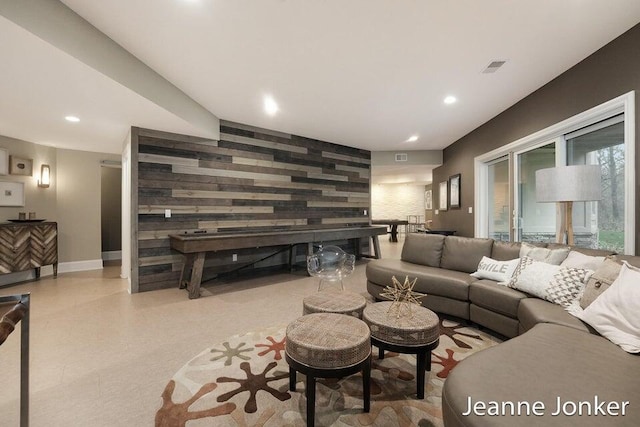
<box><xmin>306</xmin><ymin>375</ymin><xmax>316</xmax><ymax>427</ymax></box>
<box><xmin>378</xmin><ymin>346</ymin><xmax>384</xmax><ymax>360</ymax></box>
<box><xmin>416</xmin><ymin>350</ymin><xmax>426</xmax><ymax>399</ymax></box>
<box><xmin>363</xmin><ymin>355</ymin><xmax>371</xmax><ymax>412</ymax></box>
<box><xmin>289</xmin><ymin>367</ymin><xmax>296</xmax><ymax>391</ymax></box>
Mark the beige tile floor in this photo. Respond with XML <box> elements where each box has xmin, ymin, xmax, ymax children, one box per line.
<box><xmin>0</xmin><ymin>235</ymin><xmax>405</xmax><ymax>426</ymax></box>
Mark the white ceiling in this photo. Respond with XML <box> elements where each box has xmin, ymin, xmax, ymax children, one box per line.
<box><xmin>0</xmin><ymin>16</ymin><xmax>205</xmax><ymax>154</ymax></box>
<box><xmin>2</xmin><ymin>1</ymin><xmax>640</xmax><ymax>156</ymax></box>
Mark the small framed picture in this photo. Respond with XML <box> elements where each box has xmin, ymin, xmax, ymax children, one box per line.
<box><xmin>0</xmin><ymin>181</ymin><xmax>25</xmax><ymax>206</ymax></box>
<box><xmin>449</xmin><ymin>174</ymin><xmax>461</xmax><ymax>209</ymax></box>
<box><xmin>425</xmin><ymin>189</ymin><xmax>433</xmax><ymax>210</ymax></box>
<box><xmin>9</xmin><ymin>156</ymin><xmax>33</xmax><ymax>176</ymax></box>
<box><xmin>439</xmin><ymin>181</ymin><xmax>448</xmax><ymax>211</ymax></box>
<box><xmin>0</xmin><ymin>148</ymin><xmax>8</xmax><ymax>175</ymax></box>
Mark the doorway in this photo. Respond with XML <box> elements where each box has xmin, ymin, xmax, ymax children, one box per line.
<box><xmin>101</xmin><ymin>165</ymin><xmax>122</xmax><ymax>264</ymax></box>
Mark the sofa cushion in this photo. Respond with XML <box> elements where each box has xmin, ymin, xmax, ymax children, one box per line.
<box><xmin>580</xmin><ymin>258</ymin><xmax>622</xmax><ymax>308</ymax></box>
<box><xmin>440</xmin><ymin>236</ymin><xmax>493</xmax><ymax>273</ymax></box>
<box><xmin>560</xmin><ymin>250</ymin><xmax>605</xmax><ymax>271</ymax></box>
<box><xmin>470</xmin><ymin>304</ymin><xmax>520</xmax><ymax>338</ymax></box>
<box><xmin>469</xmin><ymin>280</ymin><xmax>528</xmax><ymax>318</ymax></box>
<box><xmin>490</xmin><ymin>241</ymin><xmax>521</xmax><ymax>261</ymax></box>
<box><xmin>547</xmin><ymin>243</ymin><xmax>615</xmax><ymax>257</ymax></box>
<box><xmin>518</xmin><ymin>298</ymin><xmax>590</xmax><ymax>333</ymax></box>
<box><xmin>572</xmin><ymin>262</ymin><xmax>640</xmax><ymax>353</ymax></box>
<box><xmin>443</xmin><ymin>323</ymin><xmax>640</xmax><ymax>427</ymax></box>
<box><xmin>611</xmin><ymin>254</ymin><xmax>640</xmax><ymax>268</ymax></box>
<box><xmin>400</xmin><ymin>233</ymin><xmax>445</xmax><ymax>267</ymax></box>
<box><xmin>365</xmin><ymin>259</ymin><xmax>471</xmax><ymax>301</ymax></box>
<box><xmin>519</xmin><ymin>241</ymin><xmax>569</xmax><ymax>264</ymax></box>
<box><xmin>470</xmin><ymin>256</ymin><xmax>520</xmax><ymax>283</ymax></box>
<box><xmin>510</xmin><ymin>257</ymin><xmax>591</xmax><ymax>307</ymax></box>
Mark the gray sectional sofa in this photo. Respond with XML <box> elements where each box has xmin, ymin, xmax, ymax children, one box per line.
<box><xmin>365</xmin><ymin>233</ymin><xmax>640</xmax><ymax>426</ymax></box>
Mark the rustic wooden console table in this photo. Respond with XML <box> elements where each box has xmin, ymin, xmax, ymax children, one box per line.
<box><xmin>169</xmin><ymin>226</ymin><xmax>386</xmax><ymax>299</ymax></box>
<box><xmin>0</xmin><ymin>222</ymin><xmax>58</xmax><ymax>279</ymax></box>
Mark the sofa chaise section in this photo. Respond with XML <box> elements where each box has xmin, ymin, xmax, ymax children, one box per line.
<box><xmin>442</xmin><ymin>323</ymin><xmax>640</xmax><ymax>426</ymax></box>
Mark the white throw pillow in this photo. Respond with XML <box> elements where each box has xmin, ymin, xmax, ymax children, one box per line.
<box><xmin>561</xmin><ymin>250</ymin><xmax>605</xmax><ymax>271</ymax></box>
<box><xmin>519</xmin><ymin>242</ymin><xmax>570</xmax><ymax>265</ymax></box>
<box><xmin>470</xmin><ymin>256</ymin><xmax>520</xmax><ymax>284</ymax></box>
<box><xmin>511</xmin><ymin>257</ymin><xmax>591</xmax><ymax>307</ymax></box>
<box><xmin>572</xmin><ymin>262</ymin><xmax>640</xmax><ymax>353</ymax></box>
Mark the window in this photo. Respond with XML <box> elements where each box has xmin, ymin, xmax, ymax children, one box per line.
<box><xmin>474</xmin><ymin>92</ymin><xmax>635</xmax><ymax>254</ymax></box>
<box><xmin>566</xmin><ymin>116</ymin><xmax>625</xmax><ymax>252</ymax></box>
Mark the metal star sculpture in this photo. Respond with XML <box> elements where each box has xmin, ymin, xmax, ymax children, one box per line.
<box><xmin>379</xmin><ymin>275</ymin><xmax>426</xmax><ymax>319</ymax></box>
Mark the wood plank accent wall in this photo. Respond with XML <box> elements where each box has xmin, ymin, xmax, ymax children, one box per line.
<box><xmin>131</xmin><ymin>122</ymin><xmax>372</xmax><ymax>292</ymax></box>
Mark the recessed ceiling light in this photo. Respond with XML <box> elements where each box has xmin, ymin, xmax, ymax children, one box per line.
<box><xmin>264</xmin><ymin>96</ymin><xmax>279</xmax><ymax>116</ymax></box>
<box><xmin>65</xmin><ymin>115</ymin><xmax>80</xmax><ymax>122</ymax></box>
<box><xmin>406</xmin><ymin>135</ymin><xmax>419</xmax><ymax>142</ymax></box>
<box><xmin>444</xmin><ymin>96</ymin><xmax>457</xmax><ymax>105</ymax></box>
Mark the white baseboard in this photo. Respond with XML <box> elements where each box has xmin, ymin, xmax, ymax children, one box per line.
<box><xmin>102</xmin><ymin>250</ymin><xmax>122</xmax><ymax>261</ymax></box>
<box><xmin>57</xmin><ymin>259</ymin><xmax>104</xmax><ymax>274</ymax></box>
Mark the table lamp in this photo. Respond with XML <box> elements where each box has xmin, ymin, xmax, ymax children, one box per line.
<box><xmin>535</xmin><ymin>165</ymin><xmax>602</xmax><ymax>245</ymax></box>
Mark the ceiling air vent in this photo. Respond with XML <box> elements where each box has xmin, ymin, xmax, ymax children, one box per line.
<box><xmin>395</xmin><ymin>153</ymin><xmax>408</xmax><ymax>162</ymax></box>
<box><xmin>482</xmin><ymin>60</ymin><xmax>506</xmax><ymax>74</ymax></box>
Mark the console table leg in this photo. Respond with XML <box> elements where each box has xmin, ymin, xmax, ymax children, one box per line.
<box><xmin>34</xmin><ymin>267</ymin><xmax>40</xmax><ymax>279</ymax></box>
<box><xmin>372</xmin><ymin>236</ymin><xmax>381</xmax><ymax>259</ymax></box>
<box><xmin>179</xmin><ymin>254</ymin><xmax>194</xmax><ymax>289</ymax></box>
<box><xmin>187</xmin><ymin>252</ymin><xmax>205</xmax><ymax>299</ymax></box>
<box><xmin>53</xmin><ymin>263</ymin><xmax>58</xmax><ymax>278</ymax></box>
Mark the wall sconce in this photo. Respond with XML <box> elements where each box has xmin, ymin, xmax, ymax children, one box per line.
<box><xmin>38</xmin><ymin>164</ymin><xmax>50</xmax><ymax>188</ymax></box>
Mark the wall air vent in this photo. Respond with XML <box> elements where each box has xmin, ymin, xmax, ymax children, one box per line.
<box><xmin>482</xmin><ymin>60</ymin><xmax>506</xmax><ymax>74</ymax></box>
<box><xmin>395</xmin><ymin>153</ymin><xmax>408</xmax><ymax>162</ymax></box>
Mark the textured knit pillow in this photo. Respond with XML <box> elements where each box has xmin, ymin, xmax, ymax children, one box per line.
<box><xmin>572</xmin><ymin>262</ymin><xmax>640</xmax><ymax>353</ymax></box>
<box><xmin>519</xmin><ymin>242</ymin><xmax>570</xmax><ymax>265</ymax></box>
<box><xmin>511</xmin><ymin>257</ymin><xmax>591</xmax><ymax>307</ymax></box>
<box><xmin>470</xmin><ymin>256</ymin><xmax>520</xmax><ymax>284</ymax></box>
<box><xmin>579</xmin><ymin>258</ymin><xmax>622</xmax><ymax>309</ymax></box>
<box><xmin>560</xmin><ymin>250</ymin><xmax>605</xmax><ymax>271</ymax></box>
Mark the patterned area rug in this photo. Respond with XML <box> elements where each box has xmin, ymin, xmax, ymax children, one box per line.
<box><xmin>156</xmin><ymin>319</ymin><xmax>501</xmax><ymax>426</ymax></box>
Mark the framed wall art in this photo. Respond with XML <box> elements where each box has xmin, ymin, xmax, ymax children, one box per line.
<box><xmin>0</xmin><ymin>181</ymin><xmax>25</xmax><ymax>206</ymax></box>
<box><xmin>9</xmin><ymin>156</ymin><xmax>33</xmax><ymax>176</ymax></box>
<box><xmin>449</xmin><ymin>173</ymin><xmax>461</xmax><ymax>209</ymax></box>
<box><xmin>425</xmin><ymin>189</ymin><xmax>432</xmax><ymax>210</ymax></box>
<box><xmin>0</xmin><ymin>148</ymin><xmax>8</xmax><ymax>175</ymax></box>
<box><xmin>439</xmin><ymin>181</ymin><xmax>448</xmax><ymax>211</ymax></box>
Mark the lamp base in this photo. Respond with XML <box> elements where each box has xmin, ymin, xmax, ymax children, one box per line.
<box><xmin>557</xmin><ymin>201</ymin><xmax>574</xmax><ymax>246</ymax></box>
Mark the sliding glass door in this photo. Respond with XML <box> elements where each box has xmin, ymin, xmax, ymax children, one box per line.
<box><xmin>566</xmin><ymin>116</ymin><xmax>625</xmax><ymax>252</ymax></box>
<box><xmin>515</xmin><ymin>142</ymin><xmax>557</xmax><ymax>243</ymax></box>
<box><xmin>487</xmin><ymin>157</ymin><xmax>510</xmax><ymax>241</ymax></box>
<box><xmin>474</xmin><ymin>93</ymin><xmax>634</xmax><ymax>253</ymax></box>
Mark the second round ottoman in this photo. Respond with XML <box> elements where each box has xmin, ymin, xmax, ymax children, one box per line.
<box><xmin>302</xmin><ymin>290</ymin><xmax>367</xmax><ymax>318</ymax></box>
<box><xmin>363</xmin><ymin>301</ymin><xmax>440</xmax><ymax>399</ymax></box>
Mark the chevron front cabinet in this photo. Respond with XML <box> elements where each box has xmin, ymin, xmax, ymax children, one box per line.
<box><xmin>0</xmin><ymin>222</ymin><xmax>58</xmax><ymax>279</ymax></box>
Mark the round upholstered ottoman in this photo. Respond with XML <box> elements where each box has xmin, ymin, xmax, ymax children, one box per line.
<box><xmin>302</xmin><ymin>290</ymin><xmax>367</xmax><ymax>318</ymax></box>
<box><xmin>285</xmin><ymin>313</ymin><xmax>371</xmax><ymax>426</ymax></box>
<box><xmin>363</xmin><ymin>301</ymin><xmax>440</xmax><ymax>399</ymax></box>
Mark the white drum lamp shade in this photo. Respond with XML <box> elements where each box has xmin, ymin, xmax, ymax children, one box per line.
<box><xmin>535</xmin><ymin>165</ymin><xmax>602</xmax><ymax>245</ymax></box>
<box><xmin>536</xmin><ymin>165</ymin><xmax>602</xmax><ymax>202</ymax></box>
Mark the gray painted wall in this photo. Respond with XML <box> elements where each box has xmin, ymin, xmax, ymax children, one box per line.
<box><xmin>432</xmin><ymin>23</ymin><xmax>640</xmax><ymax>253</ymax></box>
